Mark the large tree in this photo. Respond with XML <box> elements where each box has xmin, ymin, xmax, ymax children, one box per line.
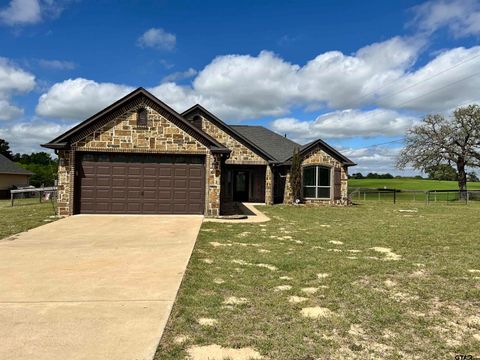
<box><xmin>0</xmin><ymin>139</ymin><xmax>13</xmax><ymax>160</ymax></box>
<box><xmin>396</xmin><ymin>104</ymin><xmax>480</xmax><ymax>192</ymax></box>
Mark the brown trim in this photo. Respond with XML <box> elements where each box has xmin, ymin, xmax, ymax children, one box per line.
<box><xmin>284</xmin><ymin>139</ymin><xmax>356</xmax><ymax>167</ymax></box>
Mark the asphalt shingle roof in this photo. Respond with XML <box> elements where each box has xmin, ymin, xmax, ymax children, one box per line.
<box><xmin>0</xmin><ymin>154</ymin><xmax>33</xmax><ymax>175</ymax></box>
<box><xmin>230</xmin><ymin>125</ymin><xmax>301</xmax><ymax>162</ymax></box>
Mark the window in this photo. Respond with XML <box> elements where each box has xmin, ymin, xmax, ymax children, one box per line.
<box><xmin>303</xmin><ymin>166</ymin><xmax>331</xmax><ymax>199</ymax></box>
<box><xmin>137</xmin><ymin>108</ymin><xmax>148</xmax><ymax>127</ymax></box>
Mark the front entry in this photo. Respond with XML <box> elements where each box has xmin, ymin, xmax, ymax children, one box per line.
<box><xmin>233</xmin><ymin>170</ymin><xmax>249</xmax><ymax>201</ymax></box>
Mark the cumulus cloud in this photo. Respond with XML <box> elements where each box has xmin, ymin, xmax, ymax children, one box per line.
<box><xmin>161</xmin><ymin>68</ymin><xmax>197</xmax><ymax>83</ymax></box>
<box><xmin>137</xmin><ymin>28</ymin><xmax>176</xmax><ymax>51</ymax></box>
<box><xmin>36</xmin><ymin>78</ymin><xmax>133</xmax><ymax>119</ymax></box>
<box><xmin>341</xmin><ymin>146</ymin><xmax>406</xmax><ymax>175</ymax></box>
<box><xmin>35</xmin><ymin>36</ymin><xmax>480</xmax><ymax>122</ymax></box>
<box><xmin>0</xmin><ymin>57</ymin><xmax>35</xmax><ymax>120</ymax></box>
<box><xmin>376</xmin><ymin>46</ymin><xmax>480</xmax><ymax>112</ymax></box>
<box><xmin>0</xmin><ymin>0</ymin><xmax>72</xmax><ymax>26</ymax></box>
<box><xmin>0</xmin><ymin>0</ymin><xmax>41</xmax><ymax>26</ymax></box>
<box><xmin>0</xmin><ymin>120</ymin><xmax>72</xmax><ymax>153</ymax></box>
<box><xmin>411</xmin><ymin>0</ymin><xmax>480</xmax><ymax>37</ymax></box>
<box><xmin>270</xmin><ymin>109</ymin><xmax>418</xmax><ymax>143</ymax></box>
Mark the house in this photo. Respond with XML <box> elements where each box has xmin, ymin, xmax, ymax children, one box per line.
<box><xmin>0</xmin><ymin>154</ymin><xmax>33</xmax><ymax>198</ymax></box>
<box><xmin>42</xmin><ymin>88</ymin><xmax>355</xmax><ymax>216</ymax></box>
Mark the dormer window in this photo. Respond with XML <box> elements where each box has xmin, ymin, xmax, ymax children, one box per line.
<box><xmin>137</xmin><ymin>108</ymin><xmax>148</xmax><ymax>127</ymax></box>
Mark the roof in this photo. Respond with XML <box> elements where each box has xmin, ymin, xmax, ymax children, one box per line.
<box><xmin>0</xmin><ymin>154</ymin><xmax>33</xmax><ymax>176</ymax></box>
<box><xmin>182</xmin><ymin>104</ymin><xmax>276</xmax><ymax>161</ymax></box>
<box><xmin>183</xmin><ymin>104</ymin><xmax>355</xmax><ymax>166</ymax></box>
<box><xmin>230</xmin><ymin>125</ymin><xmax>301</xmax><ymax>162</ymax></box>
<box><xmin>42</xmin><ymin>88</ymin><xmax>230</xmax><ymax>154</ymax></box>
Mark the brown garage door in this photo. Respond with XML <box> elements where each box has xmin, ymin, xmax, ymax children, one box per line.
<box><xmin>76</xmin><ymin>153</ymin><xmax>205</xmax><ymax>214</ymax></box>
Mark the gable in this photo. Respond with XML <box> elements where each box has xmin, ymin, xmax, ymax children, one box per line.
<box><xmin>182</xmin><ymin>106</ymin><xmax>271</xmax><ymax>164</ymax></box>
<box><xmin>72</xmin><ymin>103</ymin><xmax>208</xmax><ymax>153</ymax></box>
<box><xmin>199</xmin><ymin>115</ymin><xmax>268</xmax><ymax>164</ymax></box>
<box><xmin>42</xmin><ymin>88</ymin><xmax>229</xmax><ymax>155</ymax></box>
<box><xmin>301</xmin><ymin>146</ymin><xmax>344</xmax><ymax>169</ymax></box>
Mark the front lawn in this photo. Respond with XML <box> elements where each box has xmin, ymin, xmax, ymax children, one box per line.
<box><xmin>0</xmin><ymin>199</ymin><xmax>57</xmax><ymax>239</ymax></box>
<box><xmin>156</xmin><ymin>203</ymin><xmax>480</xmax><ymax>359</ymax></box>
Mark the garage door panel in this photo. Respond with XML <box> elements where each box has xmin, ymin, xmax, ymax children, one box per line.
<box><xmin>112</xmin><ymin>166</ymin><xmax>127</xmax><ymax>175</ymax></box>
<box><xmin>77</xmin><ymin>153</ymin><xmax>205</xmax><ymax>214</ymax></box>
<box><xmin>112</xmin><ymin>178</ymin><xmax>127</xmax><ymax>187</ymax></box>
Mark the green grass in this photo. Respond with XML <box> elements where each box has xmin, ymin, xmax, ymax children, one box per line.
<box><xmin>0</xmin><ymin>199</ymin><xmax>57</xmax><ymax>239</ymax></box>
<box><xmin>349</xmin><ymin>178</ymin><xmax>480</xmax><ymax>190</ymax></box>
<box><xmin>156</xmin><ymin>203</ymin><xmax>480</xmax><ymax>359</ymax></box>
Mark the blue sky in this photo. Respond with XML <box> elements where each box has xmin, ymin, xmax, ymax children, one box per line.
<box><xmin>1</xmin><ymin>0</ymin><xmax>480</xmax><ymax>174</ymax></box>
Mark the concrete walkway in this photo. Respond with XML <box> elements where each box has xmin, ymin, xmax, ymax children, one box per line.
<box><xmin>0</xmin><ymin>215</ymin><xmax>203</xmax><ymax>360</ymax></box>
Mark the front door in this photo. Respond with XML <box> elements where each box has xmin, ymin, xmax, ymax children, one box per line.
<box><xmin>233</xmin><ymin>171</ymin><xmax>249</xmax><ymax>201</ymax></box>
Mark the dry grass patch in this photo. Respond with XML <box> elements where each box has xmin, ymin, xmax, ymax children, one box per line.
<box><xmin>156</xmin><ymin>203</ymin><xmax>480</xmax><ymax>359</ymax></box>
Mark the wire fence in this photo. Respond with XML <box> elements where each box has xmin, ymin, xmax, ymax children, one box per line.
<box><xmin>348</xmin><ymin>188</ymin><xmax>480</xmax><ymax>205</ymax></box>
<box><xmin>10</xmin><ymin>186</ymin><xmax>58</xmax><ymax>208</ymax></box>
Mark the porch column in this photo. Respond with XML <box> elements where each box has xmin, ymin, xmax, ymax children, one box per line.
<box><xmin>207</xmin><ymin>153</ymin><xmax>222</xmax><ymax>216</ymax></box>
<box><xmin>265</xmin><ymin>164</ymin><xmax>274</xmax><ymax>205</ymax></box>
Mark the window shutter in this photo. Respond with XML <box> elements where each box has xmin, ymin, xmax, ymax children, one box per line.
<box><xmin>333</xmin><ymin>167</ymin><xmax>342</xmax><ymax>200</ymax></box>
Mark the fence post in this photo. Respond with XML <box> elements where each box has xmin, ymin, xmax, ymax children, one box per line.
<box><xmin>393</xmin><ymin>189</ymin><xmax>396</xmax><ymax>204</ymax></box>
<box><xmin>11</xmin><ymin>191</ymin><xmax>14</xmax><ymax>207</ymax></box>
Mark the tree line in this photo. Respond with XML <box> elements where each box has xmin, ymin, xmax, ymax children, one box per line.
<box><xmin>0</xmin><ymin>139</ymin><xmax>58</xmax><ymax>187</ymax></box>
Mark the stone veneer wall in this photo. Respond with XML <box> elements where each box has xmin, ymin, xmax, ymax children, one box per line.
<box><xmin>265</xmin><ymin>165</ymin><xmax>274</xmax><ymax>205</ymax></box>
<box><xmin>56</xmin><ymin>150</ymin><xmax>74</xmax><ymax>216</ymax></box>
<box><xmin>198</xmin><ymin>115</ymin><xmax>267</xmax><ymax>165</ymax></box>
<box><xmin>207</xmin><ymin>153</ymin><xmax>222</xmax><ymax>216</ymax></box>
<box><xmin>283</xmin><ymin>146</ymin><xmax>349</xmax><ymax>205</ymax></box>
<box><xmin>301</xmin><ymin>147</ymin><xmax>349</xmax><ymax>205</ymax></box>
<box><xmin>56</xmin><ymin>104</ymin><xmax>224</xmax><ymax>216</ymax></box>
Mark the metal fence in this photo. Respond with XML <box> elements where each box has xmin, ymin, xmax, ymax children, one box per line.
<box><xmin>10</xmin><ymin>186</ymin><xmax>57</xmax><ymax>207</ymax></box>
<box><xmin>348</xmin><ymin>188</ymin><xmax>480</xmax><ymax>205</ymax></box>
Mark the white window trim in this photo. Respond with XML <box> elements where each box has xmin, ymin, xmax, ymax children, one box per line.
<box><xmin>303</xmin><ymin>165</ymin><xmax>332</xmax><ymax>200</ymax></box>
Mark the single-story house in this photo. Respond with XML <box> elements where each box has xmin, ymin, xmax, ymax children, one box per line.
<box><xmin>42</xmin><ymin>88</ymin><xmax>355</xmax><ymax>216</ymax></box>
<box><xmin>0</xmin><ymin>154</ymin><xmax>33</xmax><ymax>198</ymax></box>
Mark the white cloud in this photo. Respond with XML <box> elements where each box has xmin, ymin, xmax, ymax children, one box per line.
<box><xmin>412</xmin><ymin>0</ymin><xmax>480</xmax><ymax>37</ymax></box>
<box><xmin>0</xmin><ymin>57</ymin><xmax>36</xmax><ymax>95</ymax></box>
<box><xmin>34</xmin><ymin>37</ymin><xmax>480</xmax><ymax>122</ymax></box>
<box><xmin>0</xmin><ymin>99</ymin><xmax>23</xmax><ymax>120</ymax></box>
<box><xmin>0</xmin><ymin>0</ymin><xmax>71</xmax><ymax>26</ymax></box>
<box><xmin>270</xmin><ymin>109</ymin><xmax>417</xmax><ymax>143</ymax></box>
<box><xmin>0</xmin><ymin>120</ymin><xmax>71</xmax><ymax>153</ymax></box>
<box><xmin>376</xmin><ymin>46</ymin><xmax>480</xmax><ymax>112</ymax></box>
<box><xmin>341</xmin><ymin>146</ymin><xmax>408</xmax><ymax>175</ymax></box>
<box><xmin>38</xmin><ymin>59</ymin><xmax>76</xmax><ymax>70</ymax></box>
<box><xmin>137</xmin><ymin>28</ymin><xmax>176</xmax><ymax>51</ymax></box>
<box><xmin>36</xmin><ymin>78</ymin><xmax>133</xmax><ymax>119</ymax></box>
<box><xmin>0</xmin><ymin>0</ymin><xmax>41</xmax><ymax>26</ymax></box>
<box><xmin>161</xmin><ymin>68</ymin><xmax>197</xmax><ymax>83</ymax></box>
<box><xmin>0</xmin><ymin>57</ymin><xmax>35</xmax><ymax>120</ymax></box>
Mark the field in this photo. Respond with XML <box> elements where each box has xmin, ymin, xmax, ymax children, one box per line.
<box><xmin>156</xmin><ymin>203</ymin><xmax>480</xmax><ymax>359</ymax></box>
<box><xmin>0</xmin><ymin>199</ymin><xmax>57</xmax><ymax>239</ymax></box>
<box><xmin>348</xmin><ymin>178</ymin><xmax>480</xmax><ymax>190</ymax></box>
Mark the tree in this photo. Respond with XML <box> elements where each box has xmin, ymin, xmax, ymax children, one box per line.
<box><xmin>467</xmin><ymin>172</ymin><xmax>479</xmax><ymax>182</ymax></box>
<box><xmin>289</xmin><ymin>147</ymin><xmax>302</xmax><ymax>202</ymax></box>
<box><xmin>0</xmin><ymin>139</ymin><xmax>13</xmax><ymax>160</ymax></box>
<box><xmin>397</xmin><ymin>105</ymin><xmax>480</xmax><ymax>193</ymax></box>
<box><xmin>425</xmin><ymin>164</ymin><xmax>458</xmax><ymax>181</ymax></box>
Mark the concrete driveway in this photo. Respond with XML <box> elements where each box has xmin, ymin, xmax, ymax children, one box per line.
<box><xmin>0</xmin><ymin>215</ymin><xmax>203</xmax><ymax>360</ymax></box>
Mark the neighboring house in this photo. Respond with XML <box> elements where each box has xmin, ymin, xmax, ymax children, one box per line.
<box><xmin>0</xmin><ymin>154</ymin><xmax>33</xmax><ymax>199</ymax></box>
<box><xmin>42</xmin><ymin>88</ymin><xmax>355</xmax><ymax>216</ymax></box>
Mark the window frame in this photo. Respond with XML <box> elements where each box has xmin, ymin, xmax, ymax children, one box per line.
<box><xmin>137</xmin><ymin>108</ymin><xmax>148</xmax><ymax>127</ymax></box>
<box><xmin>302</xmin><ymin>165</ymin><xmax>332</xmax><ymax>200</ymax></box>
